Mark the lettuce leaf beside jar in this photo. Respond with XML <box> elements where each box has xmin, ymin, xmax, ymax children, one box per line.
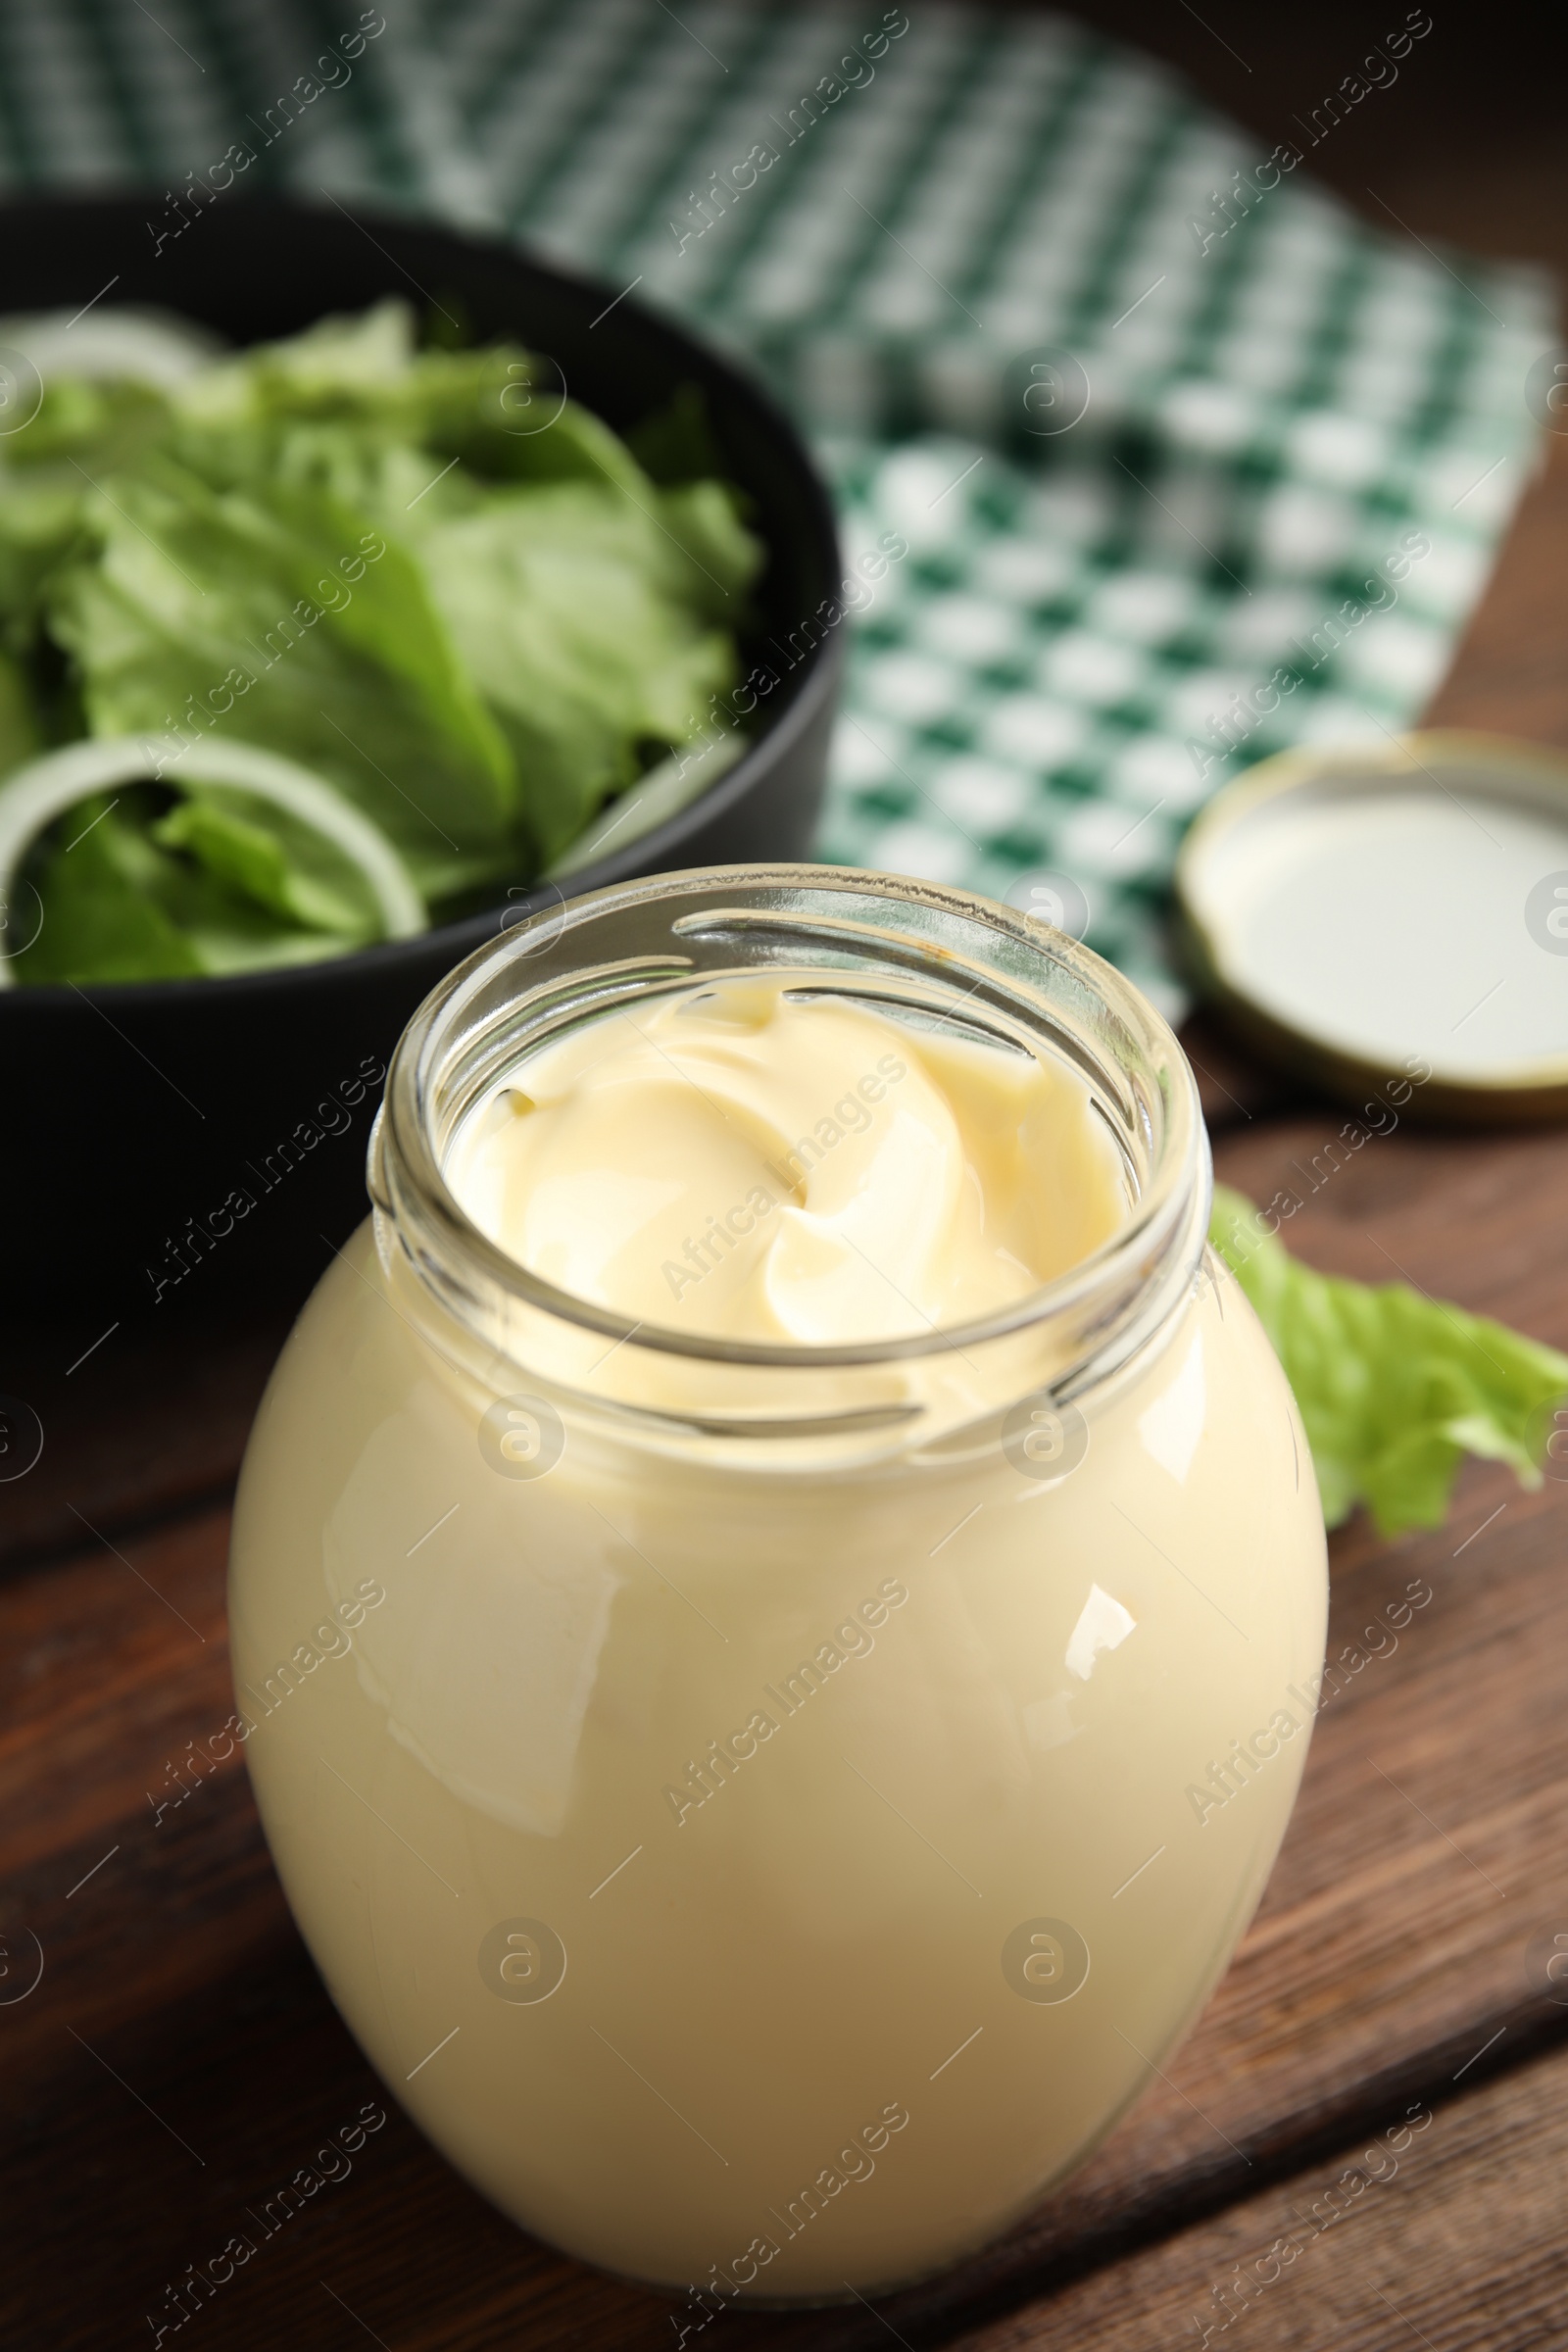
<box><xmin>1210</xmin><ymin>1184</ymin><xmax>1568</xmax><ymax>1537</ymax></box>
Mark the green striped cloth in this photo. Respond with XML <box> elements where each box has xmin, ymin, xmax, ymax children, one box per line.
<box><xmin>0</xmin><ymin>0</ymin><xmax>1549</xmax><ymax>1008</ymax></box>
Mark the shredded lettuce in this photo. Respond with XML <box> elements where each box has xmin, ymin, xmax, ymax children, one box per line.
<box><xmin>1209</xmin><ymin>1184</ymin><xmax>1568</xmax><ymax>1537</ymax></box>
<box><xmin>0</xmin><ymin>298</ymin><xmax>763</xmax><ymax>984</ymax></box>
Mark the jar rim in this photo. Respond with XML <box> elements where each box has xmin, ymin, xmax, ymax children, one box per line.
<box><xmin>370</xmin><ymin>863</ymin><xmax>1209</xmax><ymax>1385</ymax></box>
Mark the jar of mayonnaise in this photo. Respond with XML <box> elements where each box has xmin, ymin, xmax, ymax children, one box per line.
<box><xmin>229</xmin><ymin>866</ymin><xmax>1326</xmax><ymax>2303</ymax></box>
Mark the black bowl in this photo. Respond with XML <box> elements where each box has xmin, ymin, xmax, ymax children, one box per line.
<box><xmin>0</xmin><ymin>195</ymin><xmax>842</xmax><ymax>1311</ymax></box>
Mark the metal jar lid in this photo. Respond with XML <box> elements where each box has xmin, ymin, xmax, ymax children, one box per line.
<box><xmin>1173</xmin><ymin>731</ymin><xmax>1568</xmax><ymax>1124</ymax></box>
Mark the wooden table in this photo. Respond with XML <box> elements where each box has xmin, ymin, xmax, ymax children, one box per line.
<box><xmin>6</xmin><ymin>15</ymin><xmax>1568</xmax><ymax>2346</ymax></box>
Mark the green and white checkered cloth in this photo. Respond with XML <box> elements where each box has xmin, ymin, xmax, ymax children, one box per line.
<box><xmin>0</xmin><ymin>0</ymin><xmax>1550</xmax><ymax>1010</ymax></box>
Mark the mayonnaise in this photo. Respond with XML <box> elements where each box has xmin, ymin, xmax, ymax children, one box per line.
<box><xmin>229</xmin><ymin>873</ymin><xmax>1327</xmax><ymax>2304</ymax></box>
<box><xmin>446</xmin><ymin>981</ymin><xmax>1129</xmax><ymax>1346</ymax></box>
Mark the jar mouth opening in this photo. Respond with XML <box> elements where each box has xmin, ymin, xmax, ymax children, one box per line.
<box><xmin>374</xmin><ymin>864</ymin><xmax>1206</xmax><ymax>1378</ymax></box>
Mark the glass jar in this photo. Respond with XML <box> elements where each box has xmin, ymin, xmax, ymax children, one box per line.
<box><xmin>228</xmin><ymin>866</ymin><xmax>1326</xmax><ymax>2304</ymax></box>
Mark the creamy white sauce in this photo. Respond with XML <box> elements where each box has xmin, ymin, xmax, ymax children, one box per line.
<box><xmin>445</xmin><ymin>979</ymin><xmax>1129</xmax><ymax>1347</ymax></box>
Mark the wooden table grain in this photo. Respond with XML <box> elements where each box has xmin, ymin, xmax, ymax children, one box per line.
<box><xmin>6</xmin><ymin>11</ymin><xmax>1568</xmax><ymax>2346</ymax></box>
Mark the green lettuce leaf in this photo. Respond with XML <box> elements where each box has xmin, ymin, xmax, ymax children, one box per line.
<box><xmin>0</xmin><ymin>644</ymin><xmax>39</xmax><ymax>770</ymax></box>
<box><xmin>17</xmin><ymin>787</ymin><xmax>360</xmax><ymax>981</ymax></box>
<box><xmin>411</xmin><ymin>479</ymin><xmax>759</xmax><ymax>864</ymax></box>
<box><xmin>626</xmin><ymin>384</ymin><xmax>728</xmax><ymax>486</ymax></box>
<box><xmin>169</xmin><ymin>298</ymin><xmax>646</xmax><ymax>494</ymax></box>
<box><xmin>44</xmin><ymin>457</ymin><xmax>517</xmax><ymax>901</ymax></box>
<box><xmin>0</xmin><ymin>477</ymin><xmax>93</xmax><ymax>659</ymax></box>
<box><xmin>172</xmin><ymin>297</ymin><xmax>416</xmax><ymax>425</ymax></box>
<box><xmin>19</xmin><ymin>792</ymin><xmax>204</xmax><ymax>981</ymax></box>
<box><xmin>1209</xmin><ymin>1184</ymin><xmax>1568</xmax><ymax>1536</ymax></box>
<box><xmin>1</xmin><ymin>373</ymin><xmax>172</xmax><ymax>475</ymax></box>
<box><xmin>0</xmin><ymin>297</ymin><xmax>764</xmax><ymax>980</ymax></box>
<box><xmin>153</xmin><ymin>788</ymin><xmax>377</xmax><ymax>941</ymax></box>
